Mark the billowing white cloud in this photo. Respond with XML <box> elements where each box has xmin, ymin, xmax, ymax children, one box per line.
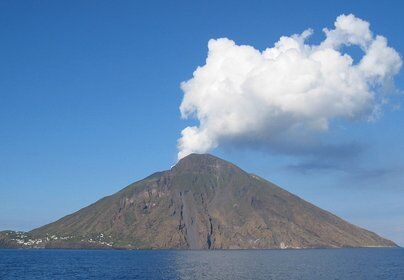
<box><xmin>177</xmin><ymin>14</ymin><xmax>402</xmax><ymax>160</ymax></box>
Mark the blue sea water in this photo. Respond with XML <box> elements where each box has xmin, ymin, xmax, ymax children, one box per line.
<box><xmin>0</xmin><ymin>248</ymin><xmax>403</xmax><ymax>280</ymax></box>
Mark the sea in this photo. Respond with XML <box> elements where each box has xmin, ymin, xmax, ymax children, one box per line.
<box><xmin>0</xmin><ymin>248</ymin><xmax>403</xmax><ymax>279</ymax></box>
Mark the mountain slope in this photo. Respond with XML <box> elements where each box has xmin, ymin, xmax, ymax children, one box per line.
<box><xmin>4</xmin><ymin>154</ymin><xmax>397</xmax><ymax>249</ymax></box>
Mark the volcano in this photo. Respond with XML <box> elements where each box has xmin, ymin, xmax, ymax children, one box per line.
<box><xmin>0</xmin><ymin>154</ymin><xmax>396</xmax><ymax>249</ymax></box>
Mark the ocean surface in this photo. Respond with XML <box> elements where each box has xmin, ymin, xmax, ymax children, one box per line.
<box><xmin>0</xmin><ymin>248</ymin><xmax>403</xmax><ymax>279</ymax></box>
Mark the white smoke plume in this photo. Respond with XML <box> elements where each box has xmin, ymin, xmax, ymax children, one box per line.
<box><xmin>177</xmin><ymin>14</ymin><xmax>402</xmax><ymax>160</ymax></box>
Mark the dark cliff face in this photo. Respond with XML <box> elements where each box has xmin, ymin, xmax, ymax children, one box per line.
<box><xmin>5</xmin><ymin>154</ymin><xmax>397</xmax><ymax>249</ymax></box>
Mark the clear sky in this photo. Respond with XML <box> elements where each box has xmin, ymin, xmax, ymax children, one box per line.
<box><xmin>0</xmin><ymin>1</ymin><xmax>403</xmax><ymax>245</ymax></box>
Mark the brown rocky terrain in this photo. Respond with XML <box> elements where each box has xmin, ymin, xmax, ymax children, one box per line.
<box><xmin>0</xmin><ymin>154</ymin><xmax>397</xmax><ymax>249</ymax></box>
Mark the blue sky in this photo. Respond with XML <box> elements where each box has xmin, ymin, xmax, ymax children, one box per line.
<box><xmin>0</xmin><ymin>1</ymin><xmax>403</xmax><ymax>245</ymax></box>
